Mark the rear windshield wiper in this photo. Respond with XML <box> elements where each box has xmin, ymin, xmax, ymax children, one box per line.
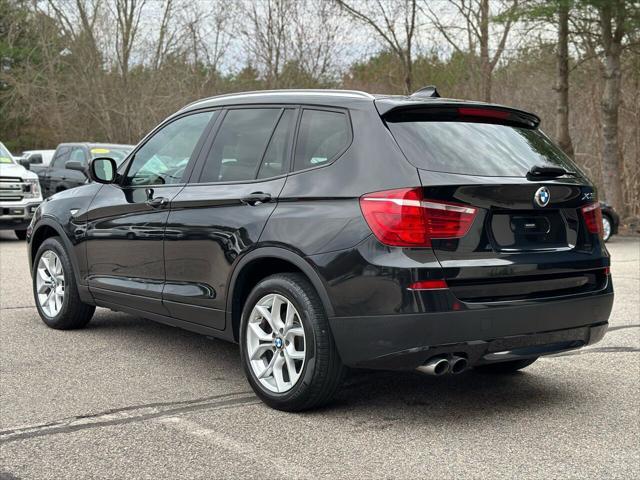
<box><xmin>527</xmin><ymin>165</ymin><xmax>573</xmax><ymax>179</ymax></box>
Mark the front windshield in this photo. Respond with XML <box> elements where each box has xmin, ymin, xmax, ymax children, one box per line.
<box><xmin>90</xmin><ymin>147</ymin><xmax>132</xmax><ymax>166</ymax></box>
<box><xmin>0</xmin><ymin>143</ymin><xmax>16</xmax><ymax>164</ymax></box>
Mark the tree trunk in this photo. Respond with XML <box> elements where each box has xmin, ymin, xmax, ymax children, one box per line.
<box><xmin>555</xmin><ymin>2</ymin><xmax>574</xmax><ymax>158</ymax></box>
<box><xmin>598</xmin><ymin>1</ymin><xmax>625</xmax><ymax>214</ymax></box>
<box><xmin>479</xmin><ymin>0</ymin><xmax>491</xmax><ymax>102</ymax></box>
<box><xmin>404</xmin><ymin>54</ymin><xmax>413</xmax><ymax>93</ymax></box>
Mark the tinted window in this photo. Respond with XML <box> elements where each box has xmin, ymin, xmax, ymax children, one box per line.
<box><xmin>69</xmin><ymin>148</ymin><xmax>86</xmax><ymax>165</ymax></box>
<box><xmin>90</xmin><ymin>146</ymin><xmax>132</xmax><ymax>166</ymax></box>
<box><xmin>294</xmin><ymin>109</ymin><xmax>349</xmax><ymax>171</ymax></box>
<box><xmin>199</xmin><ymin>108</ymin><xmax>281</xmax><ymax>183</ymax></box>
<box><xmin>257</xmin><ymin>109</ymin><xmax>296</xmax><ymax>179</ymax></box>
<box><xmin>126</xmin><ymin>111</ymin><xmax>214</xmax><ymax>186</ymax></box>
<box><xmin>51</xmin><ymin>147</ymin><xmax>71</xmax><ymax>168</ymax></box>
<box><xmin>386</xmin><ymin>119</ymin><xmax>578</xmax><ymax>177</ymax></box>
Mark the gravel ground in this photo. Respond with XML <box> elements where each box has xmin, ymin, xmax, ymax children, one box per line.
<box><xmin>1</xmin><ymin>231</ymin><xmax>638</xmax><ymax>479</ymax></box>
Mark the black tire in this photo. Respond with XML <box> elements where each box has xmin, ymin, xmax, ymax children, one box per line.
<box><xmin>32</xmin><ymin>236</ymin><xmax>95</xmax><ymax>329</ymax></box>
<box><xmin>475</xmin><ymin>357</ymin><xmax>538</xmax><ymax>374</ymax></box>
<box><xmin>240</xmin><ymin>273</ymin><xmax>346</xmax><ymax>412</ymax></box>
<box><xmin>14</xmin><ymin>230</ymin><xmax>27</xmax><ymax>240</ymax></box>
<box><xmin>602</xmin><ymin>215</ymin><xmax>612</xmax><ymax>242</ymax></box>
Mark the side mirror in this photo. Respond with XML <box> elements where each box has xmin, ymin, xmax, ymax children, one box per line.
<box><xmin>89</xmin><ymin>157</ymin><xmax>117</xmax><ymax>184</ymax></box>
<box><xmin>65</xmin><ymin>160</ymin><xmax>86</xmax><ymax>173</ymax></box>
<box><xmin>18</xmin><ymin>159</ymin><xmax>31</xmax><ymax>170</ymax></box>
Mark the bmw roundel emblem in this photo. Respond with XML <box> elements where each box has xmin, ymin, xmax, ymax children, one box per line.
<box><xmin>274</xmin><ymin>337</ymin><xmax>283</xmax><ymax>349</ymax></box>
<box><xmin>534</xmin><ymin>186</ymin><xmax>550</xmax><ymax>207</ymax></box>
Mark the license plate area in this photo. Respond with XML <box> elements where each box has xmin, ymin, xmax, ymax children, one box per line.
<box><xmin>489</xmin><ymin>210</ymin><xmax>575</xmax><ymax>251</ymax></box>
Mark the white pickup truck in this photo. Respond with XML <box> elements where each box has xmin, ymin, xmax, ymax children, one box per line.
<box><xmin>0</xmin><ymin>142</ymin><xmax>43</xmax><ymax>240</ymax></box>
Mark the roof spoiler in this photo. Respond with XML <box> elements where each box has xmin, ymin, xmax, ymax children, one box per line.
<box><xmin>376</xmin><ymin>101</ymin><xmax>540</xmax><ymax>128</ymax></box>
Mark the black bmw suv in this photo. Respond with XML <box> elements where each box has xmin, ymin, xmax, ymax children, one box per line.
<box><xmin>27</xmin><ymin>89</ymin><xmax>613</xmax><ymax>411</ymax></box>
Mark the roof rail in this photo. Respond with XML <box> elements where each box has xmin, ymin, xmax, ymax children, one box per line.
<box><xmin>182</xmin><ymin>89</ymin><xmax>375</xmax><ymax>110</ymax></box>
<box><xmin>410</xmin><ymin>85</ymin><xmax>440</xmax><ymax>98</ymax></box>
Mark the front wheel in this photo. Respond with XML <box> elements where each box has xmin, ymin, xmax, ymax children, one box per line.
<box><xmin>240</xmin><ymin>273</ymin><xmax>345</xmax><ymax>412</ymax></box>
<box><xmin>33</xmin><ymin>236</ymin><xmax>95</xmax><ymax>329</ymax></box>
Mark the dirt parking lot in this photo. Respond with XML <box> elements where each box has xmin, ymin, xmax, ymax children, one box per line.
<box><xmin>1</xmin><ymin>231</ymin><xmax>638</xmax><ymax>479</ymax></box>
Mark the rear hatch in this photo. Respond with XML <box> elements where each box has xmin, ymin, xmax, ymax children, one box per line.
<box><xmin>382</xmin><ymin>103</ymin><xmax>609</xmax><ymax>302</ymax></box>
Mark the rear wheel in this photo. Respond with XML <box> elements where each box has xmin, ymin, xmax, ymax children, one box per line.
<box><xmin>475</xmin><ymin>357</ymin><xmax>538</xmax><ymax>374</ymax></box>
<box><xmin>240</xmin><ymin>273</ymin><xmax>345</xmax><ymax>411</ymax></box>
<box><xmin>33</xmin><ymin>237</ymin><xmax>95</xmax><ymax>329</ymax></box>
<box><xmin>14</xmin><ymin>230</ymin><xmax>27</xmax><ymax>240</ymax></box>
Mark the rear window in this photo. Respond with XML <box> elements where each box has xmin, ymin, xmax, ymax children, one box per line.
<box><xmin>386</xmin><ymin>115</ymin><xmax>577</xmax><ymax>177</ymax></box>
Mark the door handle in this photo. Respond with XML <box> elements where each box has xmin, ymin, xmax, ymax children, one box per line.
<box><xmin>240</xmin><ymin>192</ymin><xmax>272</xmax><ymax>206</ymax></box>
<box><xmin>145</xmin><ymin>187</ymin><xmax>169</xmax><ymax>208</ymax></box>
<box><xmin>146</xmin><ymin>196</ymin><xmax>169</xmax><ymax>208</ymax></box>
<box><xmin>146</xmin><ymin>197</ymin><xmax>169</xmax><ymax>208</ymax></box>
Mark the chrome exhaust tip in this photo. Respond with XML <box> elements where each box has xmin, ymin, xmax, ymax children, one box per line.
<box><xmin>449</xmin><ymin>355</ymin><xmax>468</xmax><ymax>374</ymax></box>
<box><xmin>416</xmin><ymin>357</ymin><xmax>450</xmax><ymax>376</ymax></box>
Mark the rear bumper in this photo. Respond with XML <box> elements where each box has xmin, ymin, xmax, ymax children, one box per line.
<box><xmin>328</xmin><ymin>291</ymin><xmax>613</xmax><ymax>370</ymax></box>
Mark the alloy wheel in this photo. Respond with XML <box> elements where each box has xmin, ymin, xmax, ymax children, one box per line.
<box><xmin>602</xmin><ymin>216</ymin><xmax>612</xmax><ymax>241</ymax></box>
<box><xmin>246</xmin><ymin>293</ymin><xmax>306</xmax><ymax>393</ymax></box>
<box><xmin>36</xmin><ymin>250</ymin><xmax>65</xmax><ymax>317</ymax></box>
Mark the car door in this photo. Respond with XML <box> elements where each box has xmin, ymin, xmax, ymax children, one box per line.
<box><xmin>58</xmin><ymin>146</ymin><xmax>89</xmax><ymax>191</ymax></box>
<box><xmin>163</xmin><ymin>107</ymin><xmax>297</xmax><ymax>329</ymax></box>
<box><xmin>85</xmin><ymin>110</ymin><xmax>217</xmax><ymax>315</ymax></box>
<box><xmin>43</xmin><ymin>146</ymin><xmax>71</xmax><ymax>197</ymax></box>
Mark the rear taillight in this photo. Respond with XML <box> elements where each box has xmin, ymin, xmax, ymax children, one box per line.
<box><xmin>359</xmin><ymin>187</ymin><xmax>477</xmax><ymax>247</ymax></box>
<box><xmin>581</xmin><ymin>203</ymin><xmax>604</xmax><ymax>237</ymax></box>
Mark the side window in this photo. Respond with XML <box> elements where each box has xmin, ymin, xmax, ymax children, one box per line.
<box><xmin>125</xmin><ymin>111</ymin><xmax>214</xmax><ymax>186</ymax></box>
<box><xmin>294</xmin><ymin>109</ymin><xmax>350</xmax><ymax>171</ymax></box>
<box><xmin>257</xmin><ymin>109</ymin><xmax>296</xmax><ymax>179</ymax></box>
<box><xmin>199</xmin><ymin>108</ymin><xmax>281</xmax><ymax>183</ymax></box>
<box><xmin>69</xmin><ymin>148</ymin><xmax>86</xmax><ymax>165</ymax></box>
<box><xmin>51</xmin><ymin>147</ymin><xmax>71</xmax><ymax>168</ymax></box>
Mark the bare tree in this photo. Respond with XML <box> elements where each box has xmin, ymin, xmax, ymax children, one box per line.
<box><xmin>596</xmin><ymin>0</ymin><xmax>628</xmax><ymax>214</ymax></box>
<box><xmin>242</xmin><ymin>0</ymin><xmax>292</xmax><ymax>89</ymax></box>
<box><xmin>336</xmin><ymin>0</ymin><xmax>418</xmax><ymax>93</ymax></box>
<box><xmin>112</xmin><ymin>0</ymin><xmax>146</xmax><ymax>78</ymax></box>
<box><xmin>292</xmin><ymin>0</ymin><xmax>344</xmax><ymax>85</ymax></box>
<box><xmin>555</xmin><ymin>0</ymin><xmax>574</xmax><ymax>157</ymax></box>
<box><xmin>152</xmin><ymin>0</ymin><xmax>175</xmax><ymax>70</ymax></box>
<box><xmin>424</xmin><ymin>0</ymin><xmax>519</xmax><ymax>102</ymax></box>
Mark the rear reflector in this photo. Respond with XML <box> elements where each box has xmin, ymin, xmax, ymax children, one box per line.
<box><xmin>408</xmin><ymin>279</ymin><xmax>448</xmax><ymax>290</ymax></box>
<box><xmin>359</xmin><ymin>188</ymin><xmax>477</xmax><ymax>247</ymax></box>
<box><xmin>581</xmin><ymin>203</ymin><xmax>604</xmax><ymax>237</ymax></box>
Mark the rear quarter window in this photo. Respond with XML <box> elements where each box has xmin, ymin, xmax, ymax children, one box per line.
<box><xmin>293</xmin><ymin>109</ymin><xmax>350</xmax><ymax>171</ymax></box>
<box><xmin>385</xmin><ymin>116</ymin><xmax>578</xmax><ymax>177</ymax></box>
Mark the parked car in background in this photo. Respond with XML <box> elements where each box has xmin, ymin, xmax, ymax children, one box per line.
<box><xmin>26</xmin><ymin>89</ymin><xmax>613</xmax><ymax>411</ymax></box>
<box><xmin>0</xmin><ymin>141</ymin><xmax>43</xmax><ymax>240</ymax></box>
<box><xmin>600</xmin><ymin>202</ymin><xmax>619</xmax><ymax>242</ymax></box>
<box><xmin>19</xmin><ymin>149</ymin><xmax>56</xmax><ymax>168</ymax></box>
<box><xmin>34</xmin><ymin>143</ymin><xmax>133</xmax><ymax>198</ymax></box>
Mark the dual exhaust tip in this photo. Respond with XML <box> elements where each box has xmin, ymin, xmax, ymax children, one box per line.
<box><xmin>417</xmin><ymin>355</ymin><xmax>468</xmax><ymax>376</ymax></box>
